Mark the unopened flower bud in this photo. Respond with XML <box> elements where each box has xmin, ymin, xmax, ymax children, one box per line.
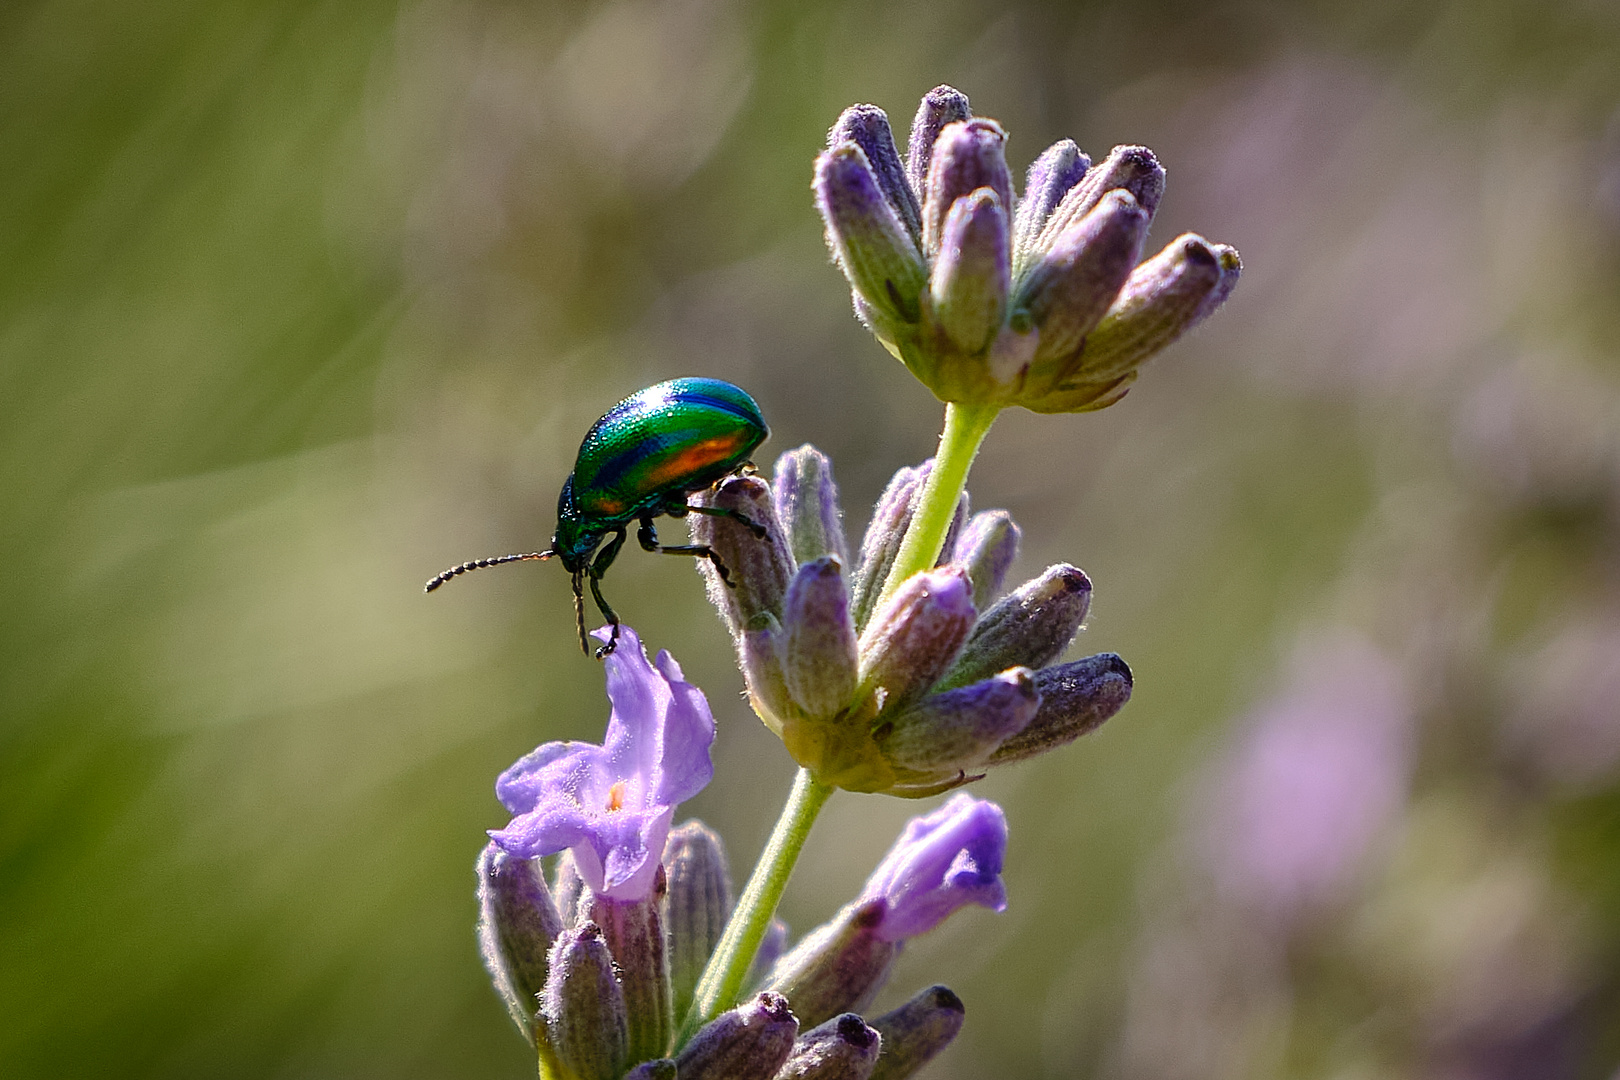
<box><xmin>816</xmin><ymin>145</ymin><xmax>929</xmax><ymax>328</ymax></box>
<box><xmin>541</xmin><ymin>923</ymin><xmax>628</xmax><ymax>1080</ymax></box>
<box><xmin>765</xmin><ymin>898</ymin><xmax>898</xmax><ymax>1028</ymax></box>
<box><xmin>1074</xmin><ymin>233</ymin><xmax>1230</xmax><ymax>384</ymax></box>
<box><xmin>1018</xmin><ymin>190</ymin><xmax>1149</xmax><ymax>380</ymax></box>
<box><xmin>1031</xmin><ymin>144</ymin><xmax>1164</xmax><ymax>262</ymax></box>
<box><xmin>588</xmin><ymin>871</ymin><xmax>671</xmax><ymax>1065</ymax></box>
<box><xmin>676</xmin><ymin>991</ymin><xmax>800</xmax><ymax>1080</ymax></box>
<box><xmin>774</xmin><ymin>445</ymin><xmax>849</xmax><ymax>567</ymax></box>
<box><xmin>876</xmin><ymin>668</ymin><xmax>1040</xmax><ymax>783</ymax></box>
<box><xmin>922</xmin><ymin>120</ymin><xmax>1014</xmax><ymax>257</ymax></box>
<box><xmin>623</xmin><ymin>1060</ymin><xmax>678</xmax><ymax>1080</ymax></box>
<box><xmin>552</xmin><ymin>850</ymin><xmax>588</xmax><ymax>928</ymax></box>
<box><xmin>988</xmin><ymin>652</ymin><xmax>1132</xmax><ymax>765</ymax></box>
<box><xmin>849</xmin><ymin>464</ymin><xmax>929</xmax><ymax>632</ymax></box>
<box><xmin>741</xmin><ymin>614</ymin><xmax>796</xmax><ymax>732</ymax></box>
<box><xmin>830</xmin><ymin>104</ymin><xmax>922</xmax><ymax>244</ymax></box>
<box><xmin>782</xmin><ymin>557</ymin><xmax>860</xmax><ymax>717</ymax></box>
<box><xmin>777</xmin><ymin>1013</ymin><xmax>884</xmax><ymax>1080</ymax></box>
<box><xmin>906</xmin><ymin>85</ymin><xmax>971</xmax><ymax>197</ymax></box>
<box><xmin>1013</xmin><ymin>139</ymin><xmax>1090</xmax><ymax>275</ymax></box>
<box><xmin>692</xmin><ymin>475</ymin><xmax>794</xmax><ymax>634</ymax></box>
<box><xmin>948</xmin><ymin>510</ymin><xmax>1020</xmax><ymax>610</ymax></box>
<box><xmin>663</xmin><ymin>821</ymin><xmax>734</xmax><ymax>1027</ymax></box>
<box><xmin>477</xmin><ymin>843</ymin><xmax>563</xmax><ymax>1041</ymax></box>
<box><xmin>867</xmin><ymin>985</ymin><xmax>965</xmax><ymax>1080</ymax></box>
<box><xmin>929</xmin><ymin>189</ymin><xmax>1010</xmax><ymax>355</ymax></box>
<box><xmin>940</xmin><ymin>564</ymin><xmax>1091</xmax><ymax>691</ymax></box>
<box><xmin>1194</xmin><ymin>243</ymin><xmax>1243</xmax><ymax>321</ymax></box>
<box><xmin>858</xmin><ymin>567</ymin><xmax>977</xmax><ymax>715</ymax></box>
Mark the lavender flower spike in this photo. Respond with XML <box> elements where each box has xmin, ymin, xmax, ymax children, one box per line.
<box><xmin>862</xmin><ymin>793</ymin><xmax>1007</xmax><ymax>941</ymax></box>
<box><xmin>491</xmin><ymin>625</ymin><xmax>715</xmax><ymax>902</ymax></box>
<box><xmin>816</xmin><ymin>85</ymin><xmax>1239</xmax><ymax>411</ymax></box>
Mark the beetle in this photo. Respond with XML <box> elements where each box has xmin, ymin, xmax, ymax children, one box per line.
<box><xmin>426</xmin><ymin>377</ymin><xmax>770</xmax><ymax>658</ymax></box>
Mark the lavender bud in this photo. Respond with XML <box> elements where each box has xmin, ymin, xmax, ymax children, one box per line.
<box><xmin>922</xmin><ymin>120</ymin><xmax>1014</xmax><ymax>258</ymax></box>
<box><xmin>850</xmin><ymin>466</ymin><xmax>968</xmax><ymax>634</ymax></box>
<box><xmin>858</xmin><ymin>567</ymin><xmax>977</xmax><ymax>716</ymax></box>
<box><xmin>929</xmin><ymin>189</ymin><xmax>1011</xmax><ymax>354</ymax></box>
<box><xmin>476</xmin><ymin>843</ymin><xmax>563</xmax><ymax>1041</ymax></box>
<box><xmin>623</xmin><ymin>1061</ymin><xmax>678</xmax><ymax>1080</ymax></box>
<box><xmin>541</xmin><ymin>923</ymin><xmax>628</xmax><ymax>1080</ymax></box>
<box><xmin>830</xmin><ymin>104</ymin><xmax>922</xmax><ymax>244</ymax></box>
<box><xmin>1194</xmin><ymin>243</ymin><xmax>1243</xmax><ymax>322</ymax></box>
<box><xmin>777</xmin><ymin>1013</ymin><xmax>883</xmax><ymax>1080</ymax></box>
<box><xmin>1071</xmin><ymin>233</ymin><xmax>1228</xmax><ymax>384</ymax></box>
<box><xmin>676</xmin><ymin>991</ymin><xmax>800</xmax><ymax>1080</ymax></box>
<box><xmin>1013</xmin><ymin>139</ymin><xmax>1090</xmax><ymax>275</ymax></box>
<box><xmin>939</xmin><ymin>564</ymin><xmax>1091</xmax><ymax>691</ymax></box>
<box><xmin>849</xmin><ymin>463</ymin><xmax>929</xmax><ymax>632</ymax></box>
<box><xmin>949</xmin><ymin>509</ymin><xmax>1020</xmax><ymax>610</ymax></box>
<box><xmin>988</xmin><ymin>652</ymin><xmax>1133</xmax><ymax>765</ymax></box>
<box><xmin>765</xmin><ymin>899</ymin><xmax>899</xmax><ymax>1029</ymax></box>
<box><xmin>867</xmin><ymin>986</ymin><xmax>965</xmax><ymax>1080</ymax></box>
<box><xmin>663</xmin><ymin>821</ymin><xmax>734</xmax><ymax>1028</ymax></box>
<box><xmin>877</xmin><ymin>668</ymin><xmax>1040</xmax><ymax>781</ymax></box>
<box><xmin>1031</xmin><ymin>144</ymin><xmax>1164</xmax><ymax>261</ymax></box>
<box><xmin>741</xmin><ymin>614</ymin><xmax>797</xmax><ymax>732</ymax></box>
<box><xmin>782</xmin><ymin>557</ymin><xmax>860</xmax><ymax>717</ymax></box>
<box><xmin>551</xmin><ymin>850</ymin><xmax>588</xmax><ymax>928</ymax></box>
<box><xmin>774</xmin><ymin>445</ymin><xmax>849</xmax><ymax>567</ymax></box>
<box><xmin>1018</xmin><ymin>190</ymin><xmax>1149</xmax><ymax>377</ymax></box>
<box><xmin>906</xmin><ymin>85</ymin><xmax>971</xmax><ymax>199</ymax></box>
<box><xmin>815</xmin><ymin>145</ymin><xmax>929</xmax><ymax>327</ymax></box>
<box><xmin>588</xmin><ymin>871</ymin><xmax>671</xmax><ymax>1065</ymax></box>
<box><xmin>691</xmin><ymin>475</ymin><xmax>794</xmax><ymax>635</ymax></box>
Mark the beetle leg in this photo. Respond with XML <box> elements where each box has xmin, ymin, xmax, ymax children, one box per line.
<box><xmin>636</xmin><ymin>517</ymin><xmax>661</xmax><ymax>552</ymax></box>
<box><xmin>587</xmin><ymin>529</ymin><xmax>628</xmax><ymax>659</ymax></box>
<box><xmin>639</xmin><ymin>514</ymin><xmax>738</xmax><ymax>589</ymax></box>
<box><xmin>652</xmin><ymin>543</ymin><xmax>736</xmax><ymax>588</ymax></box>
<box><xmin>680</xmin><ymin>502</ymin><xmax>769</xmax><ymax>539</ymax></box>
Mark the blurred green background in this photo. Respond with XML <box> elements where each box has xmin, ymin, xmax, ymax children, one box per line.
<box><xmin>4</xmin><ymin>0</ymin><xmax>1620</xmax><ymax>1076</ymax></box>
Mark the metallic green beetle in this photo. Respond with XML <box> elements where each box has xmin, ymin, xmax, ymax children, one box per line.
<box><xmin>426</xmin><ymin>378</ymin><xmax>770</xmax><ymax>657</ymax></box>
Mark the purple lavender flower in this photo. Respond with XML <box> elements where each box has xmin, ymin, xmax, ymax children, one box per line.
<box><xmin>490</xmin><ymin>625</ymin><xmax>716</xmax><ymax>902</ymax></box>
<box><xmin>861</xmin><ymin>793</ymin><xmax>1008</xmax><ymax>940</ymax></box>
<box><xmin>765</xmin><ymin>794</ymin><xmax>1007</xmax><ymax>1026</ymax></box>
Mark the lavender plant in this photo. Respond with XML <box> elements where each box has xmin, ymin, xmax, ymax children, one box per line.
<box><xmin>474</xmin><ymin>84</ymin><xmax>1239</xmax><ymax>1079</ymax></box>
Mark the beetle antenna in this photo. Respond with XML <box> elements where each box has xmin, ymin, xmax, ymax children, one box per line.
<box><xmin>424</xmin><ymin>551</ymin><xmax>554</xmax><ymax>593</ymax></box>
<box><xmin>572</xmin><ymin>569</ymin><xmax>589</xmax><ymax>654</ymax></box>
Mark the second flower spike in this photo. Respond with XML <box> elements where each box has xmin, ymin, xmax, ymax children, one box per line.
<box><xmin>692</xmin><ymin>445</ymin><xmax>1134</xmax><ymax>795</ymax></box>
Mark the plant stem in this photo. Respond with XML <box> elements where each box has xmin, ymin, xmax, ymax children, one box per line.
<box><xmin>875</xmin><ymin>400</ymin><xmax>1001</xmax><ymax>609</ymax></box>
<box><xmin>675</xmin><ymin>767</ymin><xmax>834</xmax><ymax>1047</ymax></box>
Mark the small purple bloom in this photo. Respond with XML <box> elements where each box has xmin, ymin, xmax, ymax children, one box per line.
<box><xmin>861</xmin><ymin>793</ymin><xmax>1008</xmax><ymax>941</ymax></box>
<box><xmin>491</xmin><ymin>625</ymin><xmax>716</xmax><ymax>902</ymax></box>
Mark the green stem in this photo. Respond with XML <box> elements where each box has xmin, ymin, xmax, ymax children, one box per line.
<box><xmin>875</xmin><ymin>400</ymin><xmax>1001</xmax><ymax>610</ymax></box>
<box><xmin>675</xmin><ymin>767</ymin><xmax>834</xmax><ymax>1047</ymax></box>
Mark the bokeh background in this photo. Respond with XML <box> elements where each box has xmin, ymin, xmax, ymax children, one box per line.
<box><xmin>4</xmin><ymin>0</ymin><xmax>1620</xmax><ymax>1077</ymax></box>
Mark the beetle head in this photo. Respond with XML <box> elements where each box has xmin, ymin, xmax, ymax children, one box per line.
<box><xmin>549</xmin><ymin>474</ymin><xmax>602</xmax><ymax>573</ymax></box>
